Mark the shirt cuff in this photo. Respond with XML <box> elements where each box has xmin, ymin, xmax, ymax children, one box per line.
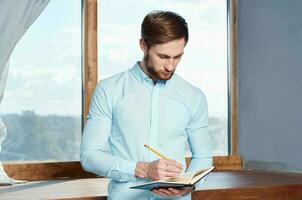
<box><xmin>108</xmin><ymin>159</ymin><xmax>137</xmax><ymax>182</ymax></box>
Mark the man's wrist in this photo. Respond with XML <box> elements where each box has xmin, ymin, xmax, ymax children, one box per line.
<box><xmin>135</xmin><ymin>161</ymin><xmax>149</xmax><ymax>179</ymax></box>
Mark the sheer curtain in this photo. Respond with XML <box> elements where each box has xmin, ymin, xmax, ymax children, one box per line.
<box><xmin>0</xmin><ymin>0</ymin><xmax>50</xmax><ymax>184</ymax></box>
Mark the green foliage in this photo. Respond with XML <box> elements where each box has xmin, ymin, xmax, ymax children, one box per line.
<box><xmin>1</xmin><ymin>111</ymin><xmax>81</xmax><ymax>161</ymax></box>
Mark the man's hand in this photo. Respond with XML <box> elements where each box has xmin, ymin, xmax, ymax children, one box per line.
<box><xmin>135</xmin><ymin>159</ymin><xmax>183</xmax><ymax>180</ymax></box>
<box><xmin>152</xmin><ymin>186</ymin><xmax>195</xmax><ymax>197</ymax></box>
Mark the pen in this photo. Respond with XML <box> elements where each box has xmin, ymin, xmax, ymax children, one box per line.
<box><xmin>144</xmin><ymin>144</ymin><xmax>169</xmax><ymax>160</ymax></box>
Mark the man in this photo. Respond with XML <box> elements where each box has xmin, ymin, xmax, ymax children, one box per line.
<box><xmin>80</xmin><ymin>10</ymin><xmax>213</xmax><ymax>200</ymax></box>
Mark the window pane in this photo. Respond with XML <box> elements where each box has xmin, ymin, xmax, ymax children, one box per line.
<box><xmin>98</xmin><ymin>0</ymin><xmax>228</xmax><ymax>155</ymax></box>
<box><xmin>0</xmin><ymin>0</ymin><xmax>82</xmax><ymax>161</ymax></box>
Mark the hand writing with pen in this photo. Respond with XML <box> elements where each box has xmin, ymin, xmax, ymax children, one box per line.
<box><xmin>134</xmin><ymin>145</ymin><xmax>195</xmax><ymax>197</ymax></box>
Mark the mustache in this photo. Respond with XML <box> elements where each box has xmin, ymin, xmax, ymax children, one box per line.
<box><xmin>163</xmin><ymin>70</ymin><xmax>174</xmax><ymax>75</ymax></box>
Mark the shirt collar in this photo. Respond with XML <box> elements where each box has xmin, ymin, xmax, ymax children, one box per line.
<box><xmin>131</xmin><ymin>62</ymin><xmax>167</xmax><ymax>86</ymax></box>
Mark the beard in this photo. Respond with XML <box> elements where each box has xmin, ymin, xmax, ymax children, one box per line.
<box><xmin>144</xmin><ymin>53</ymin><xmax>174</xmax><ymax>81</ymax></box>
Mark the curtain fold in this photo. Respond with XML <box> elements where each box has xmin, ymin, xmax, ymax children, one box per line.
<box><xmin>0</xmin><ymin>0</ymin><xmax>50</xmax><ymax>184</ymax></box>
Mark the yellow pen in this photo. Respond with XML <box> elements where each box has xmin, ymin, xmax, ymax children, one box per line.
<box><xmin>144</xmin><ymin>144</ymin><xmax>169</xmax><ymax>160</ymax></box>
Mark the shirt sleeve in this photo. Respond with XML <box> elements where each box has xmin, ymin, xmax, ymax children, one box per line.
<box><xmin>80</xmin><ymin>84</ymin><xmax>137</xmax><ymax>182</ymax></box>
<box><xmin>186</xmin><ymin>91</ymin><xmax>213</xmax><ymax>173</ymax></box>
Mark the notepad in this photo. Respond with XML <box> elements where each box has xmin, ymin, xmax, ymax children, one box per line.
<box><xmin>130</xmin><ymin>166</ymin><xmax>215</xmax><ymax>190</ymax></box>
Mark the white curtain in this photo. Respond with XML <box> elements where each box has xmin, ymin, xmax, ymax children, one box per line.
<box><xmin>0</xmin><ymin>0</ymin><xmax>50</xmax><ymax>184</ymax></box>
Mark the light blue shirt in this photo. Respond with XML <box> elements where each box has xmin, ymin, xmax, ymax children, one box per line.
<box><xmin>80</xmin><ymin>62</ymin><xmax>212</xmax><ymax>200</ymax></box>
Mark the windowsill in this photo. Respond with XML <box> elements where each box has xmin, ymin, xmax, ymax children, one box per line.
<box><xmin>2</xmin><ymin>156</ymin><xmax>242</xmax><ymax>181</ymax></box>
<box><xmin>0</xmin><ymin>178</ymin><xmax>108</xmax><ymax>199</ymax></box>
<box><xmin>1</xmin><ymin>170</ymin><xmax>302</xmax><ymax>199</ymax></box>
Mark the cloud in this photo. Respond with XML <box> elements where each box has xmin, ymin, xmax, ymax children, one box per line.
<box><xmin>99</xmin><ymin>24</ymin><xmax>140</xmax><ymax>46</ymax></box>
<box><xmin>135</xmin><ymin>0</ymin><xmax>226</xmax><ymax>26</ymax></box>
<box><xmin>2</xmin><ymin>52</ymin><xmax>82</xmax><ymax>115</ymax></box>
<box><xmin>98</xmin><ymin>23</ymin><xmax>142</xmax><ymax>72</ymax></box>
<box><xmin>59</xmin><ymin>27</ymin><xmax>81</xmax><ymax>45</ymax></box>
<box><xmin>60</xmin><ymin>27</ymin><xmax>80</xmax><ymax>35</ymax></box>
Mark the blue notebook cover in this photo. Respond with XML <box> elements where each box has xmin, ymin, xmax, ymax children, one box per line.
<box><xmin>130</xmin><ymin>166</ymin><xmax>215</xmax><ymax>190</ymax></box>
<box><xmin>130</xmin><ymin>182</ymin><xmax>191</xmax><ymax>190</ymax></box>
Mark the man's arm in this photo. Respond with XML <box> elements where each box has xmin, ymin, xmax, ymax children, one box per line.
<box><xmin>80</xmin><ymin>85</ymin><xmax>137</xmax><ymax>182</ymax></box>
<box><xmin>186</xmin><ymin>91</ymin><xmax>213</xmax><ymax>173</ymax></box>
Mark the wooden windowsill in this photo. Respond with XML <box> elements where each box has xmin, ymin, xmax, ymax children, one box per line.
<box><xmin>2</xmin><ymin>156</ymin><xmax>242</xmax><ymax>181</ymax></box>
<box><xmin>1</xmin><ymin>170</ymin><xmax>302</xmax><ymax>200</ymax></box>
<box><xmin>0</xmin><ymin>178</ymin><xmax>108</xmax><ymax>200</ymax></box>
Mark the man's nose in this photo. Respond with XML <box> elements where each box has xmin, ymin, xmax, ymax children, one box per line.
<box><xmin>165</xmin><ymin>59</ymin><xmax>175</xmax><ymax>72</ymax></box>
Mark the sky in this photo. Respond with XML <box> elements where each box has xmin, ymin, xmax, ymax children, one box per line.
<box><xmin>0</xmin><ymin>0</ymin><xmax>81</xmax><ymax>116</ymax></box>
<box><xmin>0</xmin><ymin>0</ymin><xmax>227</xmax><ymax>118</ymax></box>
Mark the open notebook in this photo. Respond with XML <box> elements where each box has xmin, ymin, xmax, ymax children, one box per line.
<box><xmin>130</xmin><ymin>166</ymin><xmax>215</xmax><ymax>190</ymax></box>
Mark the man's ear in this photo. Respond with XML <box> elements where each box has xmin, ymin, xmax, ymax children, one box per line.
<box><xmin>139</xmin><ymin>38</ymin><xmax>147</xmax><ymax>54</ymax></box>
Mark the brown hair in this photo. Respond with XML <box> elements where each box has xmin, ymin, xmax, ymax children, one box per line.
<box><xmin>141</xmin><ymin>10</ymin><xmax>189</xmax><ymax>48</ymax></box>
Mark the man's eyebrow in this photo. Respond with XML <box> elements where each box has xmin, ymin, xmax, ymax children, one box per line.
<box><xmin>157</xmin><ymin>52</ymin><xmax>184</xmax><ymax>58</ymax></box>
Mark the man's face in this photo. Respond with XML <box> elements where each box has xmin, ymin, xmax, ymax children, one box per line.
<box><xmin>142</xmin><ymin>38</ymin><xmax>186</xmax><ymax>81</ymax></box>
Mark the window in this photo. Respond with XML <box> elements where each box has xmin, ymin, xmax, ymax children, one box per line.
<box><xmin>98</xmin><ymin>0</ymin><xmax>228</xmax><ymax>155</ymax></box>
<box><xmin>0</xmin><ymin>0</ymin><xmax>81</xmax><ymax>161</ymax></box>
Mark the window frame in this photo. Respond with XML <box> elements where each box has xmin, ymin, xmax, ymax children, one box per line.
<box><xmin>228</xmin><ymin>0</ymin><xmax>238</xmax><ymax>155</ymax></box>
<box><xmin>3</xmin><ymin>0</ymin><xmax>239</xmax><ymax>180</ymax></box>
